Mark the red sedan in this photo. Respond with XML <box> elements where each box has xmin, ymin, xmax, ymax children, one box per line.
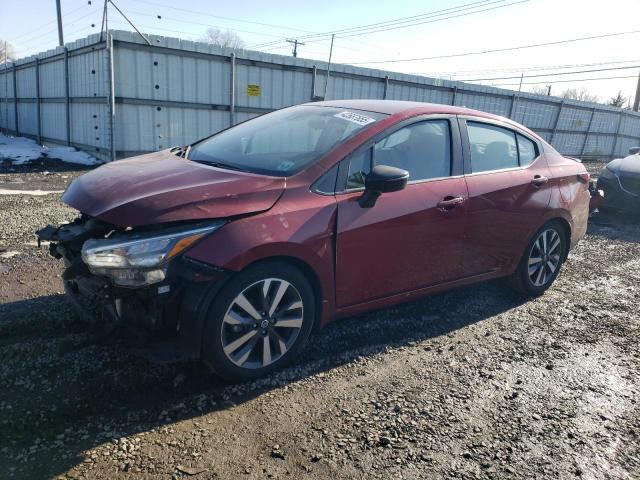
<box><xmin>38</xmin><ymin>100</ymin><xmax>591</xmax><ymax>381</ymax></box>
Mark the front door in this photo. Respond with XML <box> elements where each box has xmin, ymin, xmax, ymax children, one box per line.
<box><xmin>335</xmin><ymin>118</ymin><xmax>468</xmax><ymax>308</ymax></box>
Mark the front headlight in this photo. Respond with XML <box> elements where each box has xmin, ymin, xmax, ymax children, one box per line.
<box><xmin>81</xmin><ymin>221</ymin><xmax>225</xmax><ymax>287</ymax></box>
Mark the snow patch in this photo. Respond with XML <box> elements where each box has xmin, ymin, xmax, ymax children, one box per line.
<box><xmin>0</xmin><ymin>251</ymin><xmax>21</xmax><ymax>259</ymax></box>
<box><xmin>0</xmin><ymin>134</ymin><xmax>100</xmax><ymax>166</ymax></box>
<box><xmin>0</xmin><ymin>188</ymin><xmax>63</xmax><ymax>196</ymax></box>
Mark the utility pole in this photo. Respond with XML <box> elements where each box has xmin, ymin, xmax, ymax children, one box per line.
<box><xmin>517</xmin><ymin>73</ymin><xmax>523</xmax><ymax>92</ymax></box>
<box><xmin>56</xmin><ymin>0</ymin><xmax>64</xmax><ymax>46</ymax></box>
<box><xmin>286</xmin><ymin>39</ymin><xmax>305</xmax><ymax>58</ymax></box>
<box><xmin>3</xmin><ymin>41</ymin><xmax>8</xmax><ymax>135</ymax></box>
<box><xmin>323</xmin><ymin>34</ymin><xmax>335</xmax><ymax>99</ymax></box>
<box><xmin>633</xmin><ymin>70</ymin><xmax>640</xmax><ymax>112</ymax></box>
<box><xmin>546</xmin><ymin>85</ymin><xmax>552</xmax><ymax>96</ymax></box>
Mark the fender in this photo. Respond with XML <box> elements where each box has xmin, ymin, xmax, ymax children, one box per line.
<box><xmin>184</xmin><ymin>186</ymin><xmax>338</xmax><ymax>325</ymax></box>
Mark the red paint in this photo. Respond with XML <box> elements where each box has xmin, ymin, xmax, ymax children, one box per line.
<box><xmin>462</xmin><ymin>154</ymin><xmax>554</xmax><ymax>276</ymax></box>
<box><xmin>62</xmin><ymin>151</ymin><xmax>285</xmax><ymax>227</ymax></box>
<box><xmin>64</xmin><ymin>101</ymin><xmax>590</xmax><ymax>327</ymax></box>
<box><xmin>335</xmin><ymin>177</ymin><xmax>468</xmax><ymax>307</ymax></box>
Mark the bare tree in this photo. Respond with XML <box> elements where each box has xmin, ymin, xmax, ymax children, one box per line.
<box><xmin>608</xmin><ymin>90</ymin><xmax>627</xmax><ymax>108</ymax></box>
<box><xmin>529</xmin><ymin>86</ymin><xmax>550</xmax><ymax>95</ymax></box>
<box><xmin>0</xmin><ymin>40</ymin><xmax>16</xmax><ymax>63</ymax></box>
<box><xmin>561</xmin><ymin>87</ymin><xmax>599</xmax><ymax>103</ymax></box>
<box><xmin>199</xmin><ymin>28</ymin><xmax>245</xmax><ymax>49</ymax></box>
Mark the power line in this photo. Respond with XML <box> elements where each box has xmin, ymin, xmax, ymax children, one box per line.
<box><xmin>338</xmin><ymin>0</ymin><xmax>527</xmax><ymax>40</ymax></box>
<box><xmin>457</xmin><ymin>64</ymin><xmax>640</xmax><ymax>82</ymax></box>
<box><xmin>12</xmin><ymin>9</ymin><xmax>97</xmax><ymax>47</ymax></box>
<box><xmin>250</xmin><ymin>0</ymin><xmax>527</xmax><ymax>60</ymax></box>
<box><xmin>348</xmin><ymin>29</ymin><xmax>640</xmax><ymax>65</ymax></box>
<box><xmin>413</xmin><ymin>58</ymin><xmax>640</xmax><ymax>77</ymax></box>
<box><xmin>128</xmin><ymin>0</ymin><xmax>396</xmax><ymax>56</ymax></box>
<box><xmin>251</xmin><ymin>0</ymin><xmax>511</xmax><ymax>48</ymax></box>
<box><xmin>491</xmin><ymin>74</ymin><xmax>639</xmax><ymax>87</ymax></box>
<box><xmin>105</xmin><ymin>20</ymin><xmax>284</xmax><ymax>42</ymax></box>
<box><xmin>132</xmin><ymin>0</ymin><xmax>316</xmax><ymax>35</ymax></box>
<box><xmin>115</xmin><ymin>8</ymin><xmax>300</xmax><ymax>40</ymax></box>
<box><xmin>8</xmin><ymin>3</ymin><xmax>88</xmax><ymax>42</ymax></box>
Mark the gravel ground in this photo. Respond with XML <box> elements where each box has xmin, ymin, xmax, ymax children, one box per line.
<box><xmin>0</xmin><ymin>161</ymin><xmax>638</xmax><ymax>480</ymax></box>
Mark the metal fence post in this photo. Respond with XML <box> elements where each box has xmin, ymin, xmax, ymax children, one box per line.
<box><xmin>580</xmin><ymin>107</ymin><xmax>596</xmax><ymax>157</ymax></box>
<box><xmin>311</xmin><ymin>65</ymin><xmax>316</xmax><ymax>100</ymax></box>
<box><xmin>612</xmin><ymin>111</ymin><xmax>625</xmax><ymax>158</ymax></box>
<box><xmin>35</xmin><ymin>58</ymin><xmax>41</xmax><ymax>144</ymax></box>
<box><xmin>107</xmin><ymin>33</ymin><xmax>116</xmax><ymax>161</ymax></box>
<box><xmin>229</xmin><ymin>52</ymin><xmax>236</xmax><ymax>127</ymax></box>
<box><xmin>64</xmin><ymin>47</ymin><xmax>71</xmax><ymax>146</ymax></box>
<box><xmin>550</xmin><ymin>101</ymin><xmax>564</xmax><ymax>145</ymax></box>
<box><xmin>451</xmin><ymin>86</ymin><xmax>457</xmax><ymax>106</ymax></box>
<box><xmin>2</xmin><ymin>61</ymin><xmax>7</xmax><ymax>135</ymax></box>
<box><xmin>509</xmin><ymin>93</ymin><xmax>517</xmax><ymax>119</ymax></box>
<box><xmin>12</xmin><ymin>62</ymin><xmax>18</xmax><ymax>136</ymax></box>
<box><xmin>383</xmin><ymin>75</ymin><xmax>389</xmax><ymax>100</ymax></box>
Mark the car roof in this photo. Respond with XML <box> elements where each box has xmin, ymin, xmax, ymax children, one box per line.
<box><xmin>306</xmin><ymin>99</ymin><xmax>545</xmax><ymax>142</ymax></box>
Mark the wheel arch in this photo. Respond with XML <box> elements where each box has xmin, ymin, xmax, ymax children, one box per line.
<box><xmin>547</xmin><ymin>216</ymin><xmax>572</xmax><ymax>262</ymax></box>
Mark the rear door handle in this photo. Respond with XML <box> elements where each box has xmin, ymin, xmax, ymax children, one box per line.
<box><xmin>531</xmin><ymin>175</ymin><xmax>549</xmax><ymax>187</ymax></box>
<box><xmin>437</xmin><ymin>196</ymin><xmax>465</xmax><ymax>211</ymax></box>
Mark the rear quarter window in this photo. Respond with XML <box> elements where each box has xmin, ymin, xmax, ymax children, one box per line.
<box><xmin>517</xmin><ymin>134</ymin><xmax>538</xmax><ymax>166</ymax></box>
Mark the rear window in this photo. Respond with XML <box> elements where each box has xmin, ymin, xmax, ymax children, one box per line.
<box><xmin>467</xmin><ymin>122</ymin><xmax>518</xmax><ymax>173</ymax></box>
<box><xmin>188</xmin><ymin>105</ymin><xmax>387</xmax><ymax>176</ymax></box>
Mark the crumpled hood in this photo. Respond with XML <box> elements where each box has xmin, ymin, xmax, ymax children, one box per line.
<box><xmin>62</xmin><ymin>150</ymin><xmax>285</xmax><ymax>227</ymax></box>
<box><xmin>607</xmin><ymin>154</ymin><xmax>640</xmax><ymax>176</ymax></box>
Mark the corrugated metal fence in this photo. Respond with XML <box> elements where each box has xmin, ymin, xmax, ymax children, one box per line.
<box><xmin>1</xmin><ymin>30</ymin><xmax>639</xmax><ymax>162</ymax></box>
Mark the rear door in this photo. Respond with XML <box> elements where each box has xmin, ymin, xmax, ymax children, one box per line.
<box><xmin>459</xmin><ymin>118</ymin><xmax>553</xmax><ymax>275</ymax></box>
<box><xmin>334</xmin><ymin>117</ymin><xmax>468</xmax><ymax>308</ymax></box>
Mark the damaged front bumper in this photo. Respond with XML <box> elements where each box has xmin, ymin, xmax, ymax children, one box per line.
<box><xmin>37</xmin><ymin>217</ymin><xmax>229</xmax><ymax>363</ymax></box>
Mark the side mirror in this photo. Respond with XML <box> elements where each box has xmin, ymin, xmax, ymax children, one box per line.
<box><xmin>358</xmin><ymin>165</ymin><xmax>409</xmax><ymax>208</ymax></box>
<box><xmin>630</xmin><ymin>147</ymin><xmax>640</xmax><ymax>155</ymax></box>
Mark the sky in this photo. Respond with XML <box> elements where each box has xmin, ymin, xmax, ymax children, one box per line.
<box><xmin>1</xmin><ymin>0</ymin><xmax>639</xmax><ymax>105</ymax></box>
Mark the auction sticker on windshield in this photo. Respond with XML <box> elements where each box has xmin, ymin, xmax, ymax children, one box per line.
<box><xmin>334</xmin><ymin>111</ymin><xmax>377</xmax><ymax>126</ymax></box>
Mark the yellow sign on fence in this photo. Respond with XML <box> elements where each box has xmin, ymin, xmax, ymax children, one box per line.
<box><xmin>247</xmin><ymin>84</ymin><xmax>261</xmax><ymax>97</ymax></box>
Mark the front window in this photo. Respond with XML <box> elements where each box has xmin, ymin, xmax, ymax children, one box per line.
<box><xmin>345</xmin><ymin>119</ymin><xmax>452</xmax><ymax>190</ymax></box>
<box><xmin>188</xmin><ymin>105</ymin><xmax>387</xmax><ymax>176</ymax></box>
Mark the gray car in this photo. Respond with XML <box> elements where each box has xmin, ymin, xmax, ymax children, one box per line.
<box><xmin>596</xmin><ymin>147</ymin><xmax>640</xmax><ymax>216</ymax></box>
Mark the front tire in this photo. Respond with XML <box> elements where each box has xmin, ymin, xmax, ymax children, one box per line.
<box><xmin>507</xmin><ymin>220</ymin><xmax>567</xmax><ymax>295</ymax></box>
<box><xmin>200</xmin><ymin>262</ymin><xmax>315</xmax><ymax>382</ymax></box>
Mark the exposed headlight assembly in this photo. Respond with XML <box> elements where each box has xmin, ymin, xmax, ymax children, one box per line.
<box><xmin>81</xmin><ymin>221</ymin><xmax>225</xmax><ymax>287</ymax></box>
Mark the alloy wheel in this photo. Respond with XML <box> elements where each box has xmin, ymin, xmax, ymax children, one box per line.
<box><xmin>220</xmin><ymin>278</ymin><xmax>304</xmax><ymax>369</ymax></box>
<box><xmin>527</xmin><ymin>228</ymin><xmax>562</xmax><ymax>287</ymax></box>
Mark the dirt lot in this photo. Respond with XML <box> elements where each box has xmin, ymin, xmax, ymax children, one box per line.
<box><xmin>0</xmin><ymin>160</ymin><xmax>638</xmax><ymax>480</ymax></box>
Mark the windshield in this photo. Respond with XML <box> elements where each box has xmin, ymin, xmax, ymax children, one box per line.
<box><xmin>188</xmin><ymin>105</ymin><xmax>387</xmax><ymax>176</ymax></box>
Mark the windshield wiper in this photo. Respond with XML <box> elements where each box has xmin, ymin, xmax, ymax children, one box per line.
<box><xmin>191</xmin><ymin>159</ymin><xmax>246</xmax><ymax>172</ymax></box>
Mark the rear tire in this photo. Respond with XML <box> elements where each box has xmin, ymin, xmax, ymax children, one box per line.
<box><xmin>200</xmin><ymin>262</ymin><xmax>315</xmax><ymax>382</ymax></box>
<box><xmin>507</xmin><ymin>220</ymin><xmax>567</xmax><ymax>296</ymax></box>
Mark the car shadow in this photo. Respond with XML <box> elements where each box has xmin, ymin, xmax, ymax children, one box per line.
<box><xmin>0</xmin><ymin>280</ymin><xmax>527</xmax><ymax>479</ymax></box>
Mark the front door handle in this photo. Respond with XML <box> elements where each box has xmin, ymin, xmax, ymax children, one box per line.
<box><xmin>437</xmin><ymin>196</ymin><xmax>465</xmax><ymax>211</ymax></box>
<box><xmin>531</xmin><ymin>175</ymin><xmax>549</xmax><ymax>187</ymax></box>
